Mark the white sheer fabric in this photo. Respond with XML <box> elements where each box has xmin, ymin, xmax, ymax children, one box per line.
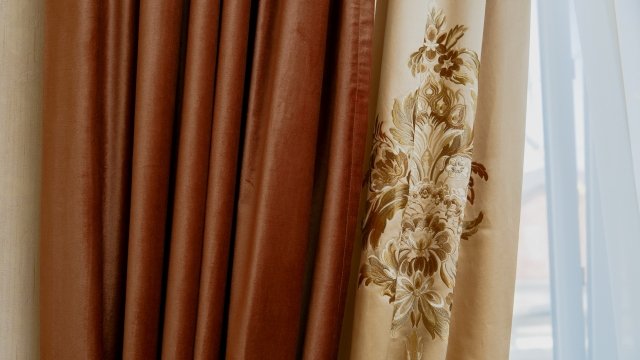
<box><xmin>574</xmin><ymin>0</ymin><xmax>640</xmax><ymax>358</ymax></box>
<box><xmin>523</xmin><ymin>1</ymin><xmax>640</xmax><ymax>358</ymax></box>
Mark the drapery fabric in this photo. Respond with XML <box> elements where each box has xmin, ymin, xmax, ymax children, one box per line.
<box><xmin>40</xmin><ymin>0</ymin><xmax>373</xmax><ymax>358</ymax></box>
<box><xmin>573</xmin><ymin>0</ymin><xmax>640</xmax><ymax>358</ymax></box>
<box><xmin>344</xmin><ymin>1</ymin><xmax>530</xmax><ymax>359</ymax></box>
<box><xmin>0</xmin><ymin>0</ymin><xmax>43</xmax><ymax>358</ymax></box>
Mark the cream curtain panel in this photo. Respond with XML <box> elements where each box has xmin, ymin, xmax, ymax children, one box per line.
<box><xmin>345</xmin><ymin>0</ymin><xmax>530</xmax><ymax>359</ymax></box>
<box><xmin>0</xmin><ymin>0</ymin><xmax>43</xmax><ymax>358</ymax></box>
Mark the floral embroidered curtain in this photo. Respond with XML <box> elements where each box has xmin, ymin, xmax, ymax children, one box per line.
<box><xmin>343</xmin><ymin>1</ymin><xmax>531</xmax><ymax>358</ymax></box>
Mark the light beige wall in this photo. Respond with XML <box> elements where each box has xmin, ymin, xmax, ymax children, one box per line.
<box><xmin>0</xmin><ymin>0</ymin><xmax>43</xmax><ymax>357</ymax></box>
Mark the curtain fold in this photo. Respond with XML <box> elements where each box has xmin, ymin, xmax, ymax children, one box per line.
<box><xmin>123</xmin><ymin>0</ymin><xmax>186</xmax><ymax>357</ymax></box>
<box><xmin>159</xmin><ymin>0</ymin><xmax>222</xmax><ymax>357</ymax></box>
<box><xmin>346</xmin><ymin>1</ymin><xmax>530</xmax><ymax>359</ymax></box>
<box><xmin>40</xmin><ymin>0</ymin><xmax>374</xmax><ymax>358</ymax></box>
<box><xmin>302</xmin><ymin>2</ymin><xmax>373</xmax><ymax>358</ymax></box>
<box><xmin>192</xmin><ymin>1</ymin><xmax>249</xmax><ymax>357</ymax></box>
<box><xmin>446</xmin><ymin>1</ymin><xmax>531</xmax><ymax>358</ymax></box>
<box><xmin>573</xmin><ymin>0</ymin><xmax>640</xmax><ymax>358</ymax></box>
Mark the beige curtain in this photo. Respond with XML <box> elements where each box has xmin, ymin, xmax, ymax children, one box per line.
<box><xmin>0</xmin><ymin>0</ymin><xmax>43</xmax><ymax>358</ymax></box>
<box><xmin>345</xmin><ymin>0</ymin><xmax>530</xmax><ymax>358</ymax></box>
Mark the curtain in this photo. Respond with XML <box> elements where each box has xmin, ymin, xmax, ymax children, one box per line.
<box><xmin>345</xmin><ymin>0</ymin><xmax>530</xmax><ymax>358</ymax></box>
<box><xmin>573</xmin><ymin>0</ymin><xmax>640</xmax><ymax>358</ymax></box>
<box><xmin>40</xmin><ymin>0</ymin><xmax>374</xmax><ymax>358</ymax></box>
<box><xmin>0</xmin><ymin>0</ymin><xmax>43</xmax><ymax>358</ymax></box>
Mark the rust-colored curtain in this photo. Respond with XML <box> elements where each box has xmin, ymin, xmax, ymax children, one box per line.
<box><xmin>40</xmin><ymin>0</ymin><xmax>373</xmax><ymax>358</ymax></box>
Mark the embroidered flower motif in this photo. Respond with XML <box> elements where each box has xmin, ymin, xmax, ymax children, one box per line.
<box><xmin>371</xmin><ymin>146</ymin><xmax>409</xmax><ymax>192</ymax></box>
<box><xmin>444</xmin><ymin>197</ymin><xmax>464</xmax><ymax>219</ymax></box>
<box><xmin>418</xmin><ymin>183</ymin><xmax>433</xmax><ymax>199</ymax></box>
<box><xmin>435</xmin><ymin>50</ymin><xmax>463</xmax><ymax>79</ymax></box>
<box><xmin>359</xmin><ymin>6</ymin><xmax>488</xmax><ymax>356</ymax></box>
<box><xmin>401</xmin><ymin>220</ymin><xmax>454</xmax><ymax>277</ymax></box>
<box><xmin>424</xmin><ymin>25</ymin><xmax>442</xmax><ymax>60</ymax></box>
<box><xmin>392</xmin><ymin>270</ymin><xmax>448</xmax><ymax>338</ymax></box>
<box><xmin>446</xmin><ymin>156</ymin><xmax>469</xmax><ymax>177</ymax></box>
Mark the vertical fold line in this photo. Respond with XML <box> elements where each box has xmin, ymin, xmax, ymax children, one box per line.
<box><xmin>192</xmin><ymin>0</ymin><xmax>253</xmax><ymax>357</ymax></box>
<box><xmin>121</xmin><ymin>0</ymin><xmax>187</xmax><ymax>357</ymax></box>
<box><xmin>160</xmin><ymin>0</ymin><xmax>221</xmax><ymax>357</ymax></box>
<box><xmin>537</xmin><ymin>0</ymin><xmax>587</xmax><ymax>358</ymax></box>
<box><xmin>225</xmin><ymin>0</ymin><xmax>332</xmax><ymax>357</ymax></box>
<box><xmin>302</xmin><ymin>0</ymin><xmax>375</xmax><ymax>358</ymax></box>
<box><xmin>99</xmin><ymin>0</ymin><xmax>138</xmax><ymax>356</ymax></box>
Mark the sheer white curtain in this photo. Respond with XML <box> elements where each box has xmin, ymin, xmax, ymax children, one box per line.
<box><xmin>539</xmin><ymin>0</ymin><xmax>640</xmax><ymax>358</ymax></box>
<box><xmin>575</xmin><ymin>0</ymin><xmax>640</xmax><ymax>358</ymax></box>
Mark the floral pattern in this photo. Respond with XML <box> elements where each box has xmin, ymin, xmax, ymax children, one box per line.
<box><xmin>358</xmin><ymin>6</ymin><xmax>488</xmax><ymax>357</ymax></box>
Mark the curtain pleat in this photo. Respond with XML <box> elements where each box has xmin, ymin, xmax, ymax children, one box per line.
<box><xmin>122</xmin><ymin>0</ymin><xmax>186</xmax><ymax>357</ymax></box>
<box><xmin>226</xmin><ymin>1</ymin><xmax>335</xmax><ymax>356</ymax></box>
<box><xmin>99</xmin><ymin>1</ymin><xmax>137</xmax><ymax>357</ymax></box>
<box><xmin>192</xmin><ymin>0</ymin><xmax>251</xmax><ymax>357</ymax></box>
<box><xmin>160</xmin><ymin>0</ymin><xmax>220</xmax><ymax>358</ymax></box>
<box><xmin>302</xmin><ymin>2</ymin><xmax>374</xmax><ymax>359</ymax></box>
<box><xmin>41</xmin><ymin>0</ymin><xmax>374</xmax><ymax>358</ymax></box>
<box><xmin>445</xmin><ymin>1</ymin><xmax>531</xmax><ymax>358</ymax></box>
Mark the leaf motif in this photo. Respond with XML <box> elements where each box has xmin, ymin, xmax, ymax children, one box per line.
<box><xmin>450</xmin><ymin>50</ymin><xmax>480</xmax><ymax>86</ymax></box>
<box><xmin>408</xmin><ymin>47</ymin><xmax>427</xmax><ymax>77</ymax></box>
<box><xmin>435</xmin><ymin>11</ymin><xmax>445</xmax><ymax>30</ymax></box>
<box><xmin>390</xmin><ymin>94</ymin><xmax>416</xmax><ymax>146</ymax></box>
<box><xmin>383</xmin><ymin>240</ymin><xmax>402</xmax><ymax>271</ymax></box>
<box><xmin>363</xmin><ymin>183</ymin><xmax>409</xmax><ymax>249</ymax></box>
<box><xmin>445</xmin><ymin>25</ymin><xmax>467</xmax><ymax>49</ymax></box>
<box><xmin>461</xmin><ymin>49</ymin><xmax>480</xmax><ymax>70</ymax></box>
<box><xmin>429</xmin><ymin>134</ymin><xmax>461</xmax><ymax>180</ymax></box>
<box><xmin>439</xmin><ymin>134</ymin><xmax>462</xmax><ymax>158</ymax></box>
<box><xmin>471</xmin><ymin>161</ymin><xmax>488</xmax><ymax>181</ymax></box>
<box><xmin>467</xmin><ymin>162</ymin><xmax>488</xmax><ymax>204</ymax></box>
<box><xmin>440</xmin><ymin>261</ymin><xmax>457</xmax><ymax>289</ymax></box>
<box><xmin>461</xmin><ymin>211</ymin><xmax>484</xmax><ymax>240</ymax></box>
<box><xmin>427</xmin><ymin>7</ymin><xmax>446</xmax><ymax>31</ymax></box>
<box><xmin>452</xmin><ymin>73</ymin><xmax>474</xmax><ymax>86</ymax></box>
<box><xmin>359</xmin><ymin>255</ymin><xmax>397</xmax><ymax>300</ymax></box>
<box><xmin>467</xmin><ymin>176</ymin><xmax>475</xmax><ymax>204</ymax></box>
<box><xmin>419</xmin><ymin>301</ymin><xmax>449</xmax><ymax>339</ymax></box>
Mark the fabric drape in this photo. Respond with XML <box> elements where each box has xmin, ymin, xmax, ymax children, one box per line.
<box><xmin>574</xmin><ymin>0</ymin><xmax>640</xmax><ymax>357</ymax></box>
<box><xmin>445</xmin><ymin>1</ymin><xmax>530</xmax><ymax>358</ymax></box>
<box><xmin>40</xmin><ymin>0</ymin><xmax>374</xmax><ymax>358</ymax></box>
<box><xmin>0</xmin><ymin>0</ymin><xmax>43</xmax><ymax>358</ymax></box>
<box><xmin>344</xmin><ymin>0</ymin><xmax>530</xmax><ymax>359</ymax></box>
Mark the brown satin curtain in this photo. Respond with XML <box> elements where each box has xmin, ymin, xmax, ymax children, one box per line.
<box><xmin>40</xmin><ymin>0</ymin><xmax>373</xmax><ymax>358</ymax></box>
